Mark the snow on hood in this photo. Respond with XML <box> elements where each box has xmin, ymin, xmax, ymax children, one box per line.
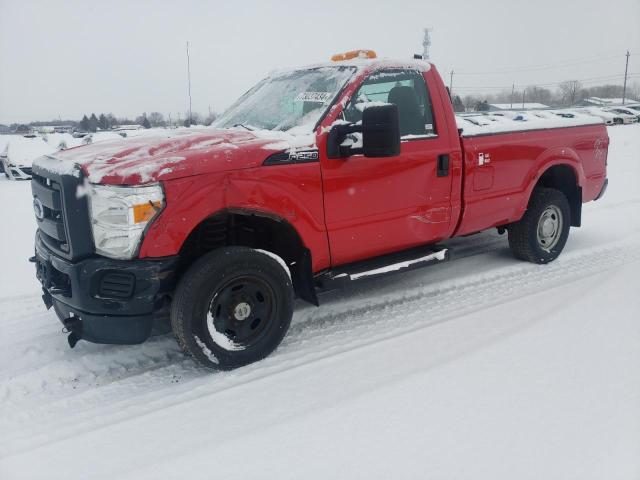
<box><xmin>32</xmin><ymin>128</ymin><xmax>316</xmax><ymax>185</ymax></box>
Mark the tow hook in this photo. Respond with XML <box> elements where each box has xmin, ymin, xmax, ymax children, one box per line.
<box><xmin>41</xmin><ymin>288</ymin><xmax>53</xmax><ymax>310</ymax></box>
<box><xmin>62</xmin><ymin>316</ymin><xmax>83</xmax><ymax>348</ymax></box>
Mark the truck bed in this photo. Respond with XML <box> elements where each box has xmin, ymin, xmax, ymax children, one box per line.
<box><xmin>456</xmin><ymin>109</ymin><xmax>603</xmax><ymax>137</ymax></box>
<box><xmin>454</xmin><ymin>116</ymin><xmax>608</xmax><ymax>237</ymax></box>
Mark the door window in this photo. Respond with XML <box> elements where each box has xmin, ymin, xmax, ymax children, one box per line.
<box><xmin>343</xmin><ymin>70</ymin><xmax>436</xmax><ymax>137</ymax></box>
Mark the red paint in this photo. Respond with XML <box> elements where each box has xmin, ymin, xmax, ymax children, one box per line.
<box><xmin>82</xmin><ymin>61</ymin><xmax>608</xmax><ymax>273</ymax></box>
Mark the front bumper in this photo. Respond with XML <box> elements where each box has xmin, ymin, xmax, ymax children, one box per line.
<box><xmin>3</xmin><ymin>160</ymin><xmax>32</xmax><ymax>180</ymax></box>
<box><xmin>34</xmin><ymin>232</ymin><xmax>178</xmax><ymax>345</ymax></box>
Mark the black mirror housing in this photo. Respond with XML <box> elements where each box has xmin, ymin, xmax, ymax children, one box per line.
<box><xmin>326</xmin><ymin>103</ymin><xmax>400</xmax><ymax>159</ymax></box>
<box><xmin>362</xmin><ymin>104</ymin><xmax>400</xmax><ymax>157</ymax></box>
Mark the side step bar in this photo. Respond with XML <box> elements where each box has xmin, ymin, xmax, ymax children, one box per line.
<box><xmin>316</xmin><ymin>245</ymin><xmax>449</xmax><ymax>292</ymax></box>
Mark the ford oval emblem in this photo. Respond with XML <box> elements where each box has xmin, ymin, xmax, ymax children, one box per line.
<box><xmin>33</xmin><ymin>198</ymin><xmax>45</xmax><ymax>220</ymax></box>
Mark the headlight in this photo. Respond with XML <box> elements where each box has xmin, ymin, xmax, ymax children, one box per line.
<box><xmin>88</xmin><ymin>184</ymin><xmax>164</xmax><ymax>259</ymax></box>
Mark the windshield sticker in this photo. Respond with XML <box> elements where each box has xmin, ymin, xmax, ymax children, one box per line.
<box><xmin>294</xmin><ymin>92</ymin><xmax>332</xmax><ymax>103</ymax></box>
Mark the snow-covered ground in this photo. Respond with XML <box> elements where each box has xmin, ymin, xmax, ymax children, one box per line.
<box><xmin>1</xmin><ymin>125</ymin><xmax>639</xmax><ymax>479</ymax></box>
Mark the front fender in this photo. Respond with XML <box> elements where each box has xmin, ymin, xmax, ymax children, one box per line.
<box><xmin>139</xmin><ymin>167</ymin><xmax>331</xmax><ymax>272</ymax></box>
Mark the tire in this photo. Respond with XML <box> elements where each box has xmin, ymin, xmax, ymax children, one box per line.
<box><xmin>171</xmin><ymin>246</ymin><xmax>293</xmax><ymax>369</ymax></box>
<box><xmin>508</xmin><ymin>187</ymin><xmax>571</xmax><ymax>264</ymax></box>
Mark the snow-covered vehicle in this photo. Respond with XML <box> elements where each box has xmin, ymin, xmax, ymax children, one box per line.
<box><xmin>0</xmin><ymin>145</ymin><xmax>7</xmax><ymax>175</ymax></box>
<box><xmin>30</xmin><ymin>51</ymin><xmax>609</xmax><ymax>369</ymax></box>
<box><xmin>603</xmin><ymin>108</ymin><xmax>638</xmax><ymax>124</ymax></box>
<box><xmin>606</xmin><ymin>106</ymin><xmax>640</xmax><ymax>122</ymax></box>
<box><xmin>622</xmin><ymin>103</ymin><xmax>640</xmax><ymax>113</ymax></box>
<box><xmin>580</xmin><ymin>107</ymin><xmax>623</xmax><ymax>126</ymax></box>
<box><xmin>2</xmin><ymin>136</ymin><xmax>57</xmax><ymax>180</ymax></box>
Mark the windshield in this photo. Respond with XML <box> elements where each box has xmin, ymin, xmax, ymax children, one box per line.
<box><xmin>213</xmin><ymin>66</ymin><xmax>355</xmax><ymax>132</ymax></box>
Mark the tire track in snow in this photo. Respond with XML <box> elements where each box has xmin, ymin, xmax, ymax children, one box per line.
<box><xmin>2</xmin><ymin>233</ymin><xmax>640</xmax><ymax>457</ymax></box>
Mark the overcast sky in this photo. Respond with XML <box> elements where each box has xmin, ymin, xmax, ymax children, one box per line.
<box><xmin>1</xmin><ymin>0</ymin><xmax>639</xmax><ymax>124</ymax></box>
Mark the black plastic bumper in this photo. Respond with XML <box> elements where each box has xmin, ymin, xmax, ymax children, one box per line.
<box><xmin>595</xmin><ymin>178</ymin><xmax>608</xmax><ymax>201</ymax></box>
<box><xmin>34</xmin><ymin>233</ymin><xmax>178</xmax><ymax>345</ymax></box>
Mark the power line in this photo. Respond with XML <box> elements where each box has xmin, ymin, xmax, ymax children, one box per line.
<box><xmin>454</xmin><ymin>51</ymin><xmax>637</xmax><ymax>76</ymax></box>
<box><xmin>452</xmin><ymin>73</ymin><xmax>640</xmax><ymax>93</ymax></box>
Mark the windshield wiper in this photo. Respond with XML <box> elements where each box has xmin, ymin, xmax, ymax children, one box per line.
<box><xmin>232</xmin><ymin>123</ymin><xmax>255</xmax><ymax>131</ymax></box>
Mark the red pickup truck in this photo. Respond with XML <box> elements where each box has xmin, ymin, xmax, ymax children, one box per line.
<box><xmin>31</xmin><ymin>51</ymin><xmax>608</xmax><ymax>369</ymax></box>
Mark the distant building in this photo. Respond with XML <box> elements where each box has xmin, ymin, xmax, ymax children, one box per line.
<box><xmin>13</xmin><ymin>124</ymin><xmax>33</xmax><ymax>134</ymax></box>
<box><xmin>488</xmin><ymin>103</ymin><xmax>550</xmax><ymax>111</ymax></box>
<box><xmin>576</xmin><ymin>97</ymin><xmax>640</xmax><ymax>107</ymax></box>
<box><xmin>36</xmin><ymin>125</ymin><xmax>74</xmax><ymax>134</ymax></box>
<box><xmin>112</xmin><ymin>124</ymin><xmax>144</xmax><ymax>131</ymax></box>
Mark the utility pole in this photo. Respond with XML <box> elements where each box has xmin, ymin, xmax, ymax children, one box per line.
<box><xmin>622</xmin><ymin>50</ymin><xmax>630</xmax><ymax>105</ymax></box>
<box><xmin>186</xmin><ymin>41</ymin><xmax>193</xmax><ymax>127</ymax></box>
<box><xmin>522</xmin><ymin>89</ymin><xmax>526</xmax><ymax>109</ymax></box>
<box><xmin>449</xmin><ymin>70</ymin><xmax>454</xmax><ymax>95</ymax></box>
<box><xmin>510</xmin><ymin>84</ymin><xmax>515</xmax><ymax>109</ymax></box>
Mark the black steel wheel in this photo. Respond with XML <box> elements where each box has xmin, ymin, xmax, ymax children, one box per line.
<box><xmin>171</xmin><ymin>247</ymin><xmax>293</xmax><ymax>369</ymax></box>
<box><xmin>206</xmin><ymin>275</ymin><xmax>275</xmax><ymax>349</ymax></box>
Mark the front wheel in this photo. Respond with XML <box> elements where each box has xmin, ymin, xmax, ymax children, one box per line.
<box><xmin>508</xmin><ymin>187</ymin><xmax>571</xmax><ymax>264</ymax></box>
<box><xmin>171</xmin><ymin>246</ymin><xmax>293</xmax><ymax>369</ymax></box>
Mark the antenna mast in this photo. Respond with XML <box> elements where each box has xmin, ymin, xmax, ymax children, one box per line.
<box><xmin>422</xmin><ymin>28</ymin><xmax>432</xmax><ymax>60</ymax></box>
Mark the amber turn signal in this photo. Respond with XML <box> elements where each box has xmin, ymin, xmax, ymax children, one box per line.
<box><xmin>132</xmin><ymin>201</ymin><xmax>162</xmax><ymax>224</ymax></box>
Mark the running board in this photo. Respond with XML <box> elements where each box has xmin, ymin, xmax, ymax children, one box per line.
<box><xmin>316</xmin><ymin>245</ymin><xmax>449</xmax><ymax>291</ymax></box>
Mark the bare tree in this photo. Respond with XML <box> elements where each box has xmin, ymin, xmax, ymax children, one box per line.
<box><xmin>524</xmin><ymin>86</ymin><xmax>553</xmax><ymax>105</ymax></box>
<box><xmin>147</xmin><ymin>112</ymin><xmax>166</xmax><ymax>127</ymax></box>
<box><xmin>559</xmin><ymin>80</ymin><xmax>582</xmax><ymax>106</ymax></box>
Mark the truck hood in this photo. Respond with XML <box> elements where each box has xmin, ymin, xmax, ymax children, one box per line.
<box><xmin>33</xmin><ymin>128</ymin><xmax>316</xmax><ymax>185</ymax></box>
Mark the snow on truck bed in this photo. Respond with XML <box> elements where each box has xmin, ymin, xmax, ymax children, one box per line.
<box><xmin>456</xmin><ymin>110</ymin><xmax>603</xmax><ymax>136</ymax></box>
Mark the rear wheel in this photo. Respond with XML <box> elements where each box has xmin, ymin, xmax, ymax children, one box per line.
<box><xmin>508</xmin><ymin>187</ymin><xmax>571</xmax><ymax>264</ymax></box>
<box><xmin>171</xmin><ymin>246</ymin><xmax>293</xmax><ymax>369</ymax></box>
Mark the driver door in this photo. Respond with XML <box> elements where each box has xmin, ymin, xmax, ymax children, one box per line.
<box><xmin>320</xmin><ymin>69</ymin><xmax>454</xmax><ymax>266</ymax></box>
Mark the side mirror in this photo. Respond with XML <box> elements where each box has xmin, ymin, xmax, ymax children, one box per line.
<box><xmin>361</xmin><ymin>104</ymin><xmax>401</xmax><ymax>158</ymax></box>
<box><xmin>326</xmin><ymin>103</ymin><xmax>400</xmax><ymax>159</ymax></box>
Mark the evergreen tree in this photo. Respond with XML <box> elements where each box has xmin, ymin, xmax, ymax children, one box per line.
<box><xmin>141</xmin><ymin>114</ymin><xmax>151</xmax><ymax>129</ymax></box>
<box><xmin>89</xmin><ymin>113</ymin><xmax>99</xmax><ymax>132</ymax></box>
<box><xmin>106</xmin><ymin>113</ymin><xmax>118</xmax><ymax>128</ymax></box>
<box><xmin>452</xmin><ymin>95</ymin><xmax>465</xmax><ymax>113</ymax></box>
<box><xmin>79</xmin><ymin>115</ymin><xmax>90</xmax><ymax>132</ymax></box>
<box><xmin>98</xmin><ymin>113</ymin><xmax>108</xmax><ymax>130</ymax></box>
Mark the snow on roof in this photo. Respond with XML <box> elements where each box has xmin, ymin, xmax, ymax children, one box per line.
<box><xmin>112</xmin><ymin>125</ymin><xmax>145</xmax><ymax>131</ymax></box>
<box><xmin>489</xmin><ymin>103</ymin><xmax>550</xmax><ymax>110</ymax></box>
<box><xmin>270</xmin><ymin>57</ymin><xmax>432</xmax><ymax>77</ymax></box>
<box><xmin>582</xmin><ymin>97</ymin><xmax>639</xmax><ymax>106</ymax></box>
<box><xmin>456</xmin><ymin>110</ymin><xmax>603</xmax><ymax>137</ymax></box>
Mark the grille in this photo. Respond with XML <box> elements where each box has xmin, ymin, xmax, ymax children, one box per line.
<box><xmin>31</xmin><ymin>166</ymin><xmax>94</xmax><ymax>261</ymax></box>
<box><xmin>32</xmin><ymin>172</ymin><xmax>69</xmax><ymax>252</ymax></box>
<box><xmin>98</xmin><ymin>272</ymin><xmax>136</xmax><ymax>299</ymax></box>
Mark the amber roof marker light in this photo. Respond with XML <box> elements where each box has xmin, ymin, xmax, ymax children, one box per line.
<box><xmin>331</xmin><ymin>50</ymin><xmax>377</xmax><ymax>62</ymax></box>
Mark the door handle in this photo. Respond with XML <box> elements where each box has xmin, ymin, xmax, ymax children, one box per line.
<box><xmin>437</xmin><ymin>154</ymin><xmax>449</xmax><ymax>177</ymax></box>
